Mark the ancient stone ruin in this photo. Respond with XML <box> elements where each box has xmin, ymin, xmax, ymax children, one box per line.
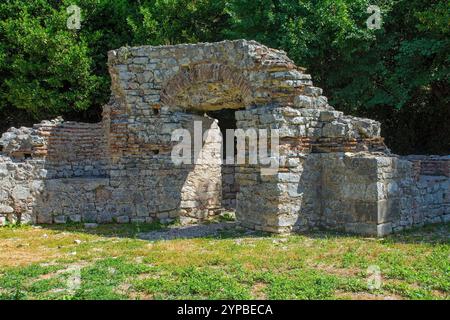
<box><xmin>0</xmin><ymin>40</ymin><xmax>448</xmax><ymax>236</ymax></box>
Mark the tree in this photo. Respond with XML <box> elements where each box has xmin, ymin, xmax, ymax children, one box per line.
<box><xmin>0</xmin><ymin>0</ymin><xmax>99</xmax><ymax>119</ymax></box>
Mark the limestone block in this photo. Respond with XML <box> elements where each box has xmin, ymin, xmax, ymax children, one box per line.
<box><xmin>276</xmin><ymin>214</ymin><xmax>299</xmax><ymax>227</ymax></box>
<box><xmin>353</xmin><ymin>201</ymin><xmax>379</xmax><ymax>223</ymax></box>
<box><xmin>30</xmin><ymin>180</ymin><xmax>44</xmax><ymax>194</ymax></box>
<box><xmin>377</xmin><ymin>199</ymin><xmax>401</xmax><ymax>224</ymax></box>
<box><xmin>278</xmin><ymin>126</ymin><xmax>297</xmax><ymax>138</ymax></box>
<box><xmin>304</xmin><ymin>86</ymin><xmax>323</xmax><ymax>96</ymax></box>
<box><xmin>118</xmin><ymin>204</ymin><xmax>134</xmax><ymax>216</ymax></box>
<box><xmin>83</xmin><ymin>211</ymin><xmax>98</xmax><ymax>223</ymax></box>
<box><xmin>377</xmin><ymin>222</ymin><xmax>393</xmax><ymax>236</ymax></box>
<box><xmin>0</xmin><ymin>190</ymin><xmax>8</xmax><ymax>202</ymax></box>
<box><xmin>340</xmin><ymin>183</ymin><xmax>372</xmax><ymax>201</ymax></box>
<box><xmin>54</xmin><ymin>215</ymin><xmax>67</xmax><ymax>224</ymax></box>
<box><xmin>313</xmin><ymin>96</ymin><xmax>328</xmax><ymax>109</ymax></box>
<box><xmin>69</xmin><ymin>214</ymin><xmax>82</xmax><ymax>223</ymax></box>
<box><xmin>136</xmin><ymin>204</ymin><xmax>149</xmax><ymax>217</ymax></box>
<box><xmin>0</xmin><ymin>204</ymin><xmax>14</xmax><ymax>214</ymax></box>
<box><xmin>115</xmin><ymin>216</ymin><xmax>130</xmax><ymax>224</ymax></box>
<box><xmin>0</xmin><ymin>167</ymin><xmax>8</xmax><ymax>178</ymax></box>
<box><xmin>98</xmin><ymin>212</ymin><xmax>113</xmax><ymax>223</ymax></box>
<box><xmin>12</xmin><ymin>185</ymin><xmax>30</xmax><ymax>200</ymax></box>
<box><xmin>319</xmin><ymin>110</ymin><xmax>342</xmax><ymax>122</ymax></box>
<box><xmin>145</xmin><ymin>217</ymin><xmax>154</xmax><ymax>223</ymax></box>
<box><xmin>180</xmin><ymin>216</ymin><xmax>197</xmax><ymax>225</ymax></box>
<box><xmin>322</xmin><ymin>122</ymin><xmax>347</xmax><ymax>138</ymax></box>
<box><xmin>353</xmin><ymin>118</ymin><xmax>381</xmax><ymax>138</ymax></box>
<box><xmin>305</xmin><ymin>127</ymin><xmax>321</xmax><ymax>138</ymax></box>
<box><xmin>293</xmin><ymin>95</ymin><xmax>313</xmax><ymax>108</ymax></box>
<box><xmin>131</xmin><ymin>218</ymin><xmax>146</xmax><ymax>224</ymax></box>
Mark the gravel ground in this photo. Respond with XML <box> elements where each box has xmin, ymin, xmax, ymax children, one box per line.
<box><xmin>137</xmin><ymin>221</ymin><xmax>246</xmax><ymax>241</ymax></box>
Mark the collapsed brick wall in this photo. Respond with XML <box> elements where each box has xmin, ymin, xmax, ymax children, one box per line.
<box><xmin>42</xmin><ymin>121</ymin><xmax>108</xmax><ymax>178</ymax></box>
<box><xmin>404</xmin><ymin>155</ymin><xmax>450</xmax><ymax>178</ymax></box>
<box><xmin>0</xmin><ymin>118</ymin><xmax>110</xmax><ymax>224</ymax></box>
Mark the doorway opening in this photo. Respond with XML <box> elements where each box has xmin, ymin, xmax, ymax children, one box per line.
<box><xmin>206</xmin><ymin>109</ymin><xmax>241</xmax><ymax>210</ymax></box>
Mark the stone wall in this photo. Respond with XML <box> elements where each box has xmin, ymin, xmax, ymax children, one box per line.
<box><xmin>0</xmin><ymin>40</ymin><xmax>448</xmax><ymax>236</ymax></box>
<box><xmin>221</xmin><ymin>164</ymin><xmax>238</xmax><ymax>210</ymax></box>
<box><xmin>0</xmin><ymin>157</ymin><xmax>46</xmax><ymax>225</ymax></box>
<box><xmin>320</xmin><ymin>154</ymin><xmax>449</xmax><ymax>235</ymax></box>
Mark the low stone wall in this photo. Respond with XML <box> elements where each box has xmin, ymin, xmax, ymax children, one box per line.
<box><xmin>0</xmin><ymin>157</ymin><xmax>46</xmax><ymax>224</ymax></box>
<box><xmin>320</xmin><ymin>154</ymin><xmax>449</xmax><ymax>236</ymax></box>
<box><xmin>235</xmin><ymin>152</ymin><xmax>449</xmax><ymax>236</ymax></box>
<box><xmin>0</xmin><ymin>156</ymin><xmax>223</xmax><ymax>225</ymax></box>
<box><xmin>394</xmin><ymin>156</ymin><xmax>450</xmax><ymax>232</ymax></box>
<box><xmin>0</xmin><ymin>116</ymin><xmax>223</xmax><ymax>226</ymax></box>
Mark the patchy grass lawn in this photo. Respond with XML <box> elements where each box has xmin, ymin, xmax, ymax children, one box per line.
<box><xmin>0</xmin><ymin>222</ymin><xmax>448</xmax><ymax>300</ymax></box>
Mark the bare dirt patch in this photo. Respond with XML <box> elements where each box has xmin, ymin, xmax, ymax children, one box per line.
<box><xmin>251</xmin><ymin>282</ymin><xmax>267</xmax><ymax>299</ymax></box>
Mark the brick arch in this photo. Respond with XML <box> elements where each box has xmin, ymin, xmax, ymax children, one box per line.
<box><xmin>160</xmin><ymin>63</ymin><xmax>255</xmax><ymax>110</ymax></box>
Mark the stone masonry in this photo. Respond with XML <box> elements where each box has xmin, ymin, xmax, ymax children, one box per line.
<box><xmin>0</xmin><ymin>40</ymin><xmax>448</xmax><ymax>235</ymax></box>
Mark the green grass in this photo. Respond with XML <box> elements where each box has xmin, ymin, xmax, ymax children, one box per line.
<box><xmin>0</xmin><ymin>222</ymin><xmax>448</xmax><ymax>300</ymax></box>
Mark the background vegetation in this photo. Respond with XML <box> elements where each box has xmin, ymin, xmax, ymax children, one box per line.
<box><xmin>0</xmin><ymin>0</ymin><xmax>448</xmax><ymax>154</ymax></box>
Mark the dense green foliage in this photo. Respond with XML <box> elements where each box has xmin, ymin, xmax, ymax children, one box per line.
<box><xmin>0</xmin><ymin>0</ymin><xmax>448</xmax><ymax>154</ymax></box>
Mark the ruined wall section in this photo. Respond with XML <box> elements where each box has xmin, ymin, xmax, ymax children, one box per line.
<box><xmin>233</xmin><ymin>101</ymin><xmax>449</xmax><ymax>235</ymax></box>
<box><xmin>0</xmin><ymin>39</ymin><xmax>448</xmax><ymax>233</ymax></box>
<box><xmin>312</xmin><ymin>154</ymin><xmax>449</xmax><ymax>236</ymax></box>
<box><xmin>233</xmin><ymin>101</ymin><xmax>386</xmax><ymax>233</ymax></box>
<box><xmin>105</xmin><ymin>40</ymin><xmax>300</xmax><ymax>160</ymax></box>
<box><xmin>0</xmin><ymin>117</ymin><xmax>110</xmax><ymax>224</ymax></box>
<box><xmin>101</xmin><ymin>39</ymin><xmax>309</xmax><ymax>224</ymax></box>
<box><xmin>0</xmin><ymin>156</ymin><xmax>46</xmax><ymax>225</ymax></box>
<box><xmin>100</xmin><ymin>111</ymin><xmax>224</xmax><ymax>224</ymax></box>
<box><xmin>389</xmin><ymin>156</ymin><xmax>450</xmax><ymax>232</ymax></box>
